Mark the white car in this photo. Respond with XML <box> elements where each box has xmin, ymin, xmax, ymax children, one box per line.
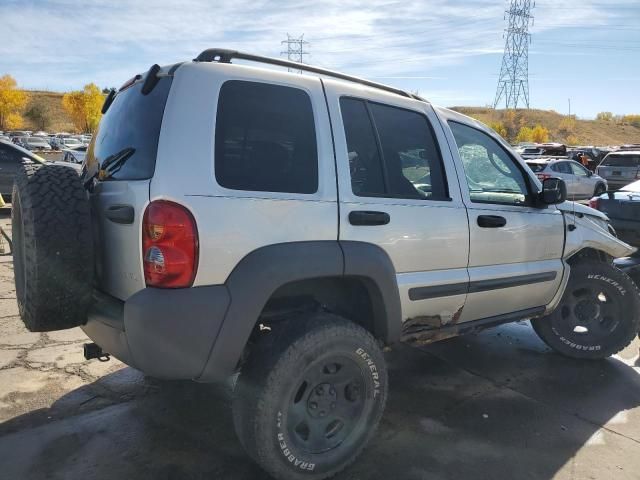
<box><xmin>526</xmin><ymin>157</ymin><xmax>607</xmax><ymax>199</ymax></box>
<box><xmin>61</xmin><ymin>145</ymin><xmax>87</xmax><ymax>164</ymax></box>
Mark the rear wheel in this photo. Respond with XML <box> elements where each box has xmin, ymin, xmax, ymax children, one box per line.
<box><xmin>233</xmin><ymin>313</ymin><xmax>387</xmax><ymax>480</ymax></box>
<box><xmin>12</xmin><ymin>164</ymin><xmax>93</xmax><ymax>332</ymax></box>
<box><xmin>532</xmin><ymin>261</ymin><xmax>640</xmax><ymax>359</ymax></box>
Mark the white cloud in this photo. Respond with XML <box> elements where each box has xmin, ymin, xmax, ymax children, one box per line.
<box><xmin>0</xmin><ymin>0</ymin><xmax>635</xmax><ymax>116</ymax></box>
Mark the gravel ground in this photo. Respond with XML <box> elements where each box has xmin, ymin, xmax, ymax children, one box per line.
<box><xmin>0</xmin><ymin>210</ymin><xmax>639</xmax><ymax>480</ymax></box>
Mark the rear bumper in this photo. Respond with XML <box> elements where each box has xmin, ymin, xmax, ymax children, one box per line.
<box><xmin>82</xmin><ymin>286</ymin><xmax>230</xmax><ymax>380</ymax></box>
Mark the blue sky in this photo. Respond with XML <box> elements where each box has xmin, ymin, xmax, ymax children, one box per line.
<box><xmin>1</xmin><ymin>0</ymin><xmax>638</xmax><ymax>118</ymax></box>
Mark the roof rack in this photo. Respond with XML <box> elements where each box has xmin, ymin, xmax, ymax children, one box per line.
<box><xmin>194</xmin><ymin>48</ymin><xmax>424</xmax><ymax>101</ymax></box>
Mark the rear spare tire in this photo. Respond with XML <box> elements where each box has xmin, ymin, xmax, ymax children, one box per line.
<box><xmin>12</xmin><ymin>164</ymin><xmax>93</xmax><ymax>332</ymax></box>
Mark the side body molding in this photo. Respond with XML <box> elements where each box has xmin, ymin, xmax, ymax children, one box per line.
<box><xmin>197</xmin><ymin>241</ymin><xmax>401</xmax><ymax>382</ymax></box>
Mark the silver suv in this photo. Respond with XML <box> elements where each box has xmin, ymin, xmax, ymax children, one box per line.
<box><xmin>11</xmin><ymin>49</ymin><xmax>640</xmax><ymax>480</ymax></box>
<box><xmin>525</xmin><ymin>157</ymin><xmax>607</xmax><ymax>199</ymax></box>
<box><xmin>596</xmin><ymin>150</ymin><xmax>640</xmax><ymax>190</ymax></box>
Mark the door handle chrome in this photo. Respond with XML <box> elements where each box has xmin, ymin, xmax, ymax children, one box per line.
<box><xmin>477</xmin><ymin>215</ymin><xmax>506</xmax><ymax>228</ymax></box>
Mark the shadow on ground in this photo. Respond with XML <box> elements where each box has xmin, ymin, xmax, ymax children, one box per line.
<box><xmin>1</xmin><ymin>323</ymin><xmax>639</xmax><ymax>480</ymax></box>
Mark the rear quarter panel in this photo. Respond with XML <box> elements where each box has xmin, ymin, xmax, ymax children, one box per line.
<box><xmin>151</xmin><ymin>63</ymin><xmax>338</xmax><ymax>286</ymax></box>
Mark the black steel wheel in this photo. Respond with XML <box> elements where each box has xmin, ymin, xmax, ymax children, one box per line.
<box><xmin>233</xmin><ymin>313</ymin><xmax>387</xmax><ymax>480</ymax></box>
<box><xmin>286</xmin><ymin>355</ymin><xmax>367</xmax><ymax>455</ymax></box>
<box><xmin>532</xmin><ymin>261</ymin><xmax>640</xmax><ymax>359</ymax></box>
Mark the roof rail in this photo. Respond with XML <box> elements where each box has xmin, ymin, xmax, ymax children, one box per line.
<box><xmin>194</xmin><ymin>48</ymin><xmax>424</xmax><ymax>101</ymax></box>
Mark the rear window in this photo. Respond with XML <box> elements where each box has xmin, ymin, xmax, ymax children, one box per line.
<box><xmin>215</xmin><ymin>80</ymin><xmax>318</xmax><ymax>194</ymax></box>
<box><xmin>601</xmin><ymin>154</ymin><xmax>640</xmax><ymax>167</ymax></box>
<box><xmin>526</xmin><ymin>162</ymin><xmax>546</xmax><ymax>172</ymax></box>
<box><xmin>87</xmin><ymin>75</ymin><xmax>173</xmax><ymax>180</ymax></box>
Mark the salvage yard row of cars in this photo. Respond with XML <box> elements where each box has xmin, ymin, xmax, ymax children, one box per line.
<box><xmin>0</xmin><ymin>130</ymin><xmax>91</xmax><ymax>152</ymax></box>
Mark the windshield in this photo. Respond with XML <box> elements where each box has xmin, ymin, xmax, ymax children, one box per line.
<box><xmin>526</xmin><ymin>162</ymin><xmax>546</xmax><ymax>172</ymax></box>
<box><xmin>601</xmin><ymin>154</ymin><xmax>640</xmax><ymax>167</ymax></box>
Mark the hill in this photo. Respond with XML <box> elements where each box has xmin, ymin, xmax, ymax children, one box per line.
<box><xmin>14</xmin><ymin>91</ymin><xmax>640</xmax><ymax>146</ymax></box>
<box><xmin>451</xmin><ymin>107</ymin><xmax>640</xmax><ymax>146</ymax></box>
<box><xmin>21</xmin><ymin>90</ymin><xmax>75</xmax><ymax>132</ymax></box>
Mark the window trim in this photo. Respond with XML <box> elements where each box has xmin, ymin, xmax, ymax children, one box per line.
<box><xmin>448</xmin><ymin>120</ymin><xmax>537</xmax><ymax>208</ymax></box>
<box><xmin>214</xmin><ymin>79</ymin><xmax>320</xmax><ymax>196</ymax></box>
<box><xmin>340</xmin><ymin>95</ymin><xmax>451</xmax><ymax>202</ymax></box>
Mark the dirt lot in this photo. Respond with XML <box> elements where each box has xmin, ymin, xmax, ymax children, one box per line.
<box><xmin>0</xmin><ymin>211</ymin><xmax>639</xmax><ymax>480</ymax></box>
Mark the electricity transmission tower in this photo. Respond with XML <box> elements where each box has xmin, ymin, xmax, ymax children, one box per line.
<box><xmin>493</xmin><ymin>0</ymin><xmax>535</xmax><ymax>109</ymax></box>
<box><xmin>281</xmin><ymin>34</ymin><xmax>309</xmax><ymax>73</ymax></box>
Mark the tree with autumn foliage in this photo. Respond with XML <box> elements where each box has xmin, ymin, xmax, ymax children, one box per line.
<box><xmin>62</xmin><ymin>83</ymin><xmax>104</xmax><ymax>132</ymax></box>
<box><xmin>0</xmin><ymin>74</ymin><xmax>28</xmax><ymax>130</ymax></box>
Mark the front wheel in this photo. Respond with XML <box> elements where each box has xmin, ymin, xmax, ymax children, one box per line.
<box><xmin>532</xmin><ymin>261</ymin><xmax>640</xmax><ymax>359</ymax></box>
<box><xmin>233</xmin><ymin>313</ymin><xmax>388</xmax><ymax>480</ymax></box>
<box><xmin>593</xmin><ymin>183</ymin><xmax>606</xmax><ymax>196</ymax></box>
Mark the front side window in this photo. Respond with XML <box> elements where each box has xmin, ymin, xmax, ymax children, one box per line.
<box><xmin>215</xmin><ymin>80</ymin><xmax>318</xmax><ymax>194</ymax></box>
<box><xmin>340</xmin><ymin>98</ymin><xmax>448</xmax><ymax>200</ymax></box>
<box><xmin>449</xmin><ymin>122</ymin><xmax>530</xmax><ymax>206</ymax></box>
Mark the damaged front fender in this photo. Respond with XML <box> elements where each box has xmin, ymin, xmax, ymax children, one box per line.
<box><xmin>563</xmin><ymin>211</ymin><xmax>636</xmax><ymax>261</ymax></box>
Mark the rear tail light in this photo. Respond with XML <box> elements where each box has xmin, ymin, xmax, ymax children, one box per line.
<box><xmin>588</xmin><ymin>197</ymin><xmax>601</xmax><ymax>210</ymax></box>
<box><xmin>536</xmin><ymin>173</ymin><xmax>551</xmax><ymax>181</ymax></box>
<box><xmin>142</xmin><ymin>200</ymin><xmax>198</xmax><ymax>288</ymax></box>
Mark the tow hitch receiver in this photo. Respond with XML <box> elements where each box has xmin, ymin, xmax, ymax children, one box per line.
<box><xmin>83</xmin><ymin>343</ymin><xmax>111</xmax><ymax>362</ymax></box>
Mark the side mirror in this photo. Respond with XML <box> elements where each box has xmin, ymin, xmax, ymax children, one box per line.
<box><xmin>540</xmin><ymin>177</ymin><xmax>567</xmax><ymax>205</ymax></box>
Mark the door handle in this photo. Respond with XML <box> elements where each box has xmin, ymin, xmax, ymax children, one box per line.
<box><xmin>349</xmin><ymin>210</ymin><xmax>390</xmax><ymax>226</ymax></box>
<box><xmin>477</xmin><ymin>215</ymin><xmax>506</xmax><ymax>228</ymax></box>
<box><xmin>105</xmin><ymin>204</ymin><xmax>134</xmax><ymax>224</ymax></box>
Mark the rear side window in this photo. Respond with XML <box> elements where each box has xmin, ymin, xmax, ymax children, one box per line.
<box><xmin>215</xmin><ymin>80</ymin><xmax>318</xmax><ymax>194</ymax></box>
<box><xmin>88</xmin><ymin>75</ymin><xmax>173</xmax><ymax>180</ymax></box>
<box><xmin>551</xmin><ymin>162</ymin><xmax>571</xmax><ymax>174</ymax></box>
<box><xmin>601</xmin><ymin>154</ymin><xmax>640</xmax><ymax>167</ymax></box>
<box><xmin>340</xmin><ymin>98</ymin><xmax>448</xmax><ymax>200</ymax></box>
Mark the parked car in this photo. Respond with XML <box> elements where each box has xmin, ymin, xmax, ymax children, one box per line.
<box><xmin>61</xmin><ymin>145</ymin><xmax>87</xmax><ymax>164</ymax></box>
<box><xmin>590</xmin><ymin>179</ymin><xmax>640</xmax><ymax>247</ymax></box>
<box><xmin>521</xmin><ymin>143</ymin><xmax>567</xmax><ymax>159</ymax></box>
<box><xmin>617</xmin><ymin>144</ymin><xmax>640</xmax><ymax>152</ymax></box>
<box><xmin>526</xmin><ymin>158</ymin><xmax>607</xmax><ymax>199</ymax></box>
<box><xmin>23</xmin><ymin>136</ymin><xmax>52</xmax><ymax>152</ymax></box>
<box><xmin>57</xmin><ymin>137</ymin><xmax>84</xmax><ymax>149</ymax></box>
<box><xmin>0</xmin><ymin>140</ymin><xmax>80</xmax><ymax>198</ymax></box>
<box><xmin>595</xmin><ymin>150</ymin><xmax>640</xmax><ymax>190</ymax></box>
<box><xmin>10</xmin><ymin>49</ymin><xmax>638</xmax><ymax>480</ymax></box>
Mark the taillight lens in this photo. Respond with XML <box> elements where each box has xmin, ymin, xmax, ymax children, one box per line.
<box><xmin>536</xmin><ymin>173</ymin><xmax>551</xmax><ymax>181</ymax></box>
<box><xmin>589</xmin><ymin>197</ymin><xmax>601</xmax><ymax>210</ymax></box>
<box><xmin>142</xmin><ymin>200</ymin><xmax>198</xmax><ymax>288</ymax></box>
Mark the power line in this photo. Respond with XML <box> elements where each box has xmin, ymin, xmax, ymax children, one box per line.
<box><xmin>493</xmin><ymin>0</ymin><xmax>534</xmax><ymax>109</ymax></box>
<box><xmin>280</xmin><ymin>34</ymin><xmax>309</xmax><ymax>73</ymax></box>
